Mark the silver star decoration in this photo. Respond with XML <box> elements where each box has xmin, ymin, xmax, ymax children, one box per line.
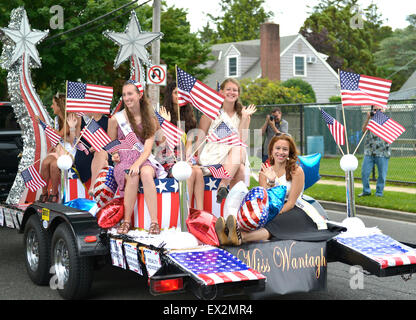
<box><xmin>104</xmin><ymin>10</ymin><xmax>163</xmax><ymax>69</ymax></box>
<box><xmin>1</xmin><ymin>10</ymin><xmax>48</xmax><ymax>67</ymax></box>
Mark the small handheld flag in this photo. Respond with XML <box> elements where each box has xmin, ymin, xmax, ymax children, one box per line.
<box><xmin>66</xmin><ymin>81</ymin><xmax>113</xmax><ymax>114</ymax></box>
<box><xmin>21</xmin><ymin>165</ymin><xmax>46</xmax><ymax>192</ymax></box>
<box><xmin>80</xmin><ymin>119</ymin><xmax>112</xmax><ymax>151</ymax></box>
<box><xmin>367</xmin><ymin>111</ymin><xmax>405</xmax><ymax>144</ymax></box>
<box><xmin>320</xmin><ymin>109</ymin><xmax>345</xmax><ymax>145</ymax></box>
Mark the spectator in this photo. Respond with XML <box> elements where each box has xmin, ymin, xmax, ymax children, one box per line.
<box><xmin>261</xmin><ymin>107</ymin><xmax>289</xmax><ymax>163</ymax></box>
<box><xmin>359</xmin><ymin>106</ymin><xmax>391</xmax><ymax>197</ymax></box>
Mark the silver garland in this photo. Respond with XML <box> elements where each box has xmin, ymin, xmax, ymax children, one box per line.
<box><xmin>1</xmin><ymin>7</ymin><xmax>49</xmax><ymax>204</ymax></box>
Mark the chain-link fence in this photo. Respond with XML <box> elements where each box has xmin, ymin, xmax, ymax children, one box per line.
<box><xmin>247</xmin><ymin>100</ymin><xmax>416</xmax><ymax>185</ymax></box>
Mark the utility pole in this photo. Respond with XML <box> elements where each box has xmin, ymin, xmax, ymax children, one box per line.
<box><xmin>149</xmin><ymin>0</ymin><xmax>161</xmax><ymax>109</ymax></box>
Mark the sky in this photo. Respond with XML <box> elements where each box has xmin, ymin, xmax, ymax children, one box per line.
<box><xmin>165</xmin><ymin>0</ymin><xmax>416</xmax><ymax>36</ymax></box>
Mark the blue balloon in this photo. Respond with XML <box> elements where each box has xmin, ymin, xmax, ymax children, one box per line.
<box><xmin>266</xmin><ymin>185</ymin><xmax>287</xmax><ymax>223</ymax></box>
<box><xmin>298</xmin><ymin>153</ymin><xmax>321</xmax><ymax>190</ymax></box>
<box><xmin>64</xmin><ymin>198</ymin><xmax>97</xmax><ymax>213</ymax></box>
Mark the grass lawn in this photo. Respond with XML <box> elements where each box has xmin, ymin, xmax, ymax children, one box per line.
<box><xmin>319</xmin><ymin>156</ymin><xmax>416</xmax><ymax>184</ymax></box>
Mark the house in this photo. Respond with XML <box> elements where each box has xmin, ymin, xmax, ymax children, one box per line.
<box><xmin>389</xmin><ymin>70</ymin><xmax>416</xmax><ymax>100</ymax></box>
<box><xmin>204</xmin><ymin>23</ymin><xmax>340</xmax><ymax>103</ymax></box>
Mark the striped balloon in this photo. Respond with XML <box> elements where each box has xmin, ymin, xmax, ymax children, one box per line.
<box><xmin>237</xmin><ymin>187</ymin><xmax>269</xmax><ymax>231</ymax></box>
<box><xmin>93</xmin><ymin>166</ymin><xmax>117</xmax><ymax>208</ymax></box>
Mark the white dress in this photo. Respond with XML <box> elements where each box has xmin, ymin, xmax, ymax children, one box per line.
<box><xmin>199</xmin><ymin>110</ymin><xmax>242</xmax><ymax>166</ymax></box>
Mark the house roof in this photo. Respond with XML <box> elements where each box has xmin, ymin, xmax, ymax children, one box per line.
<box><xmin>389</xmin><ymin>70</ymin><xmax>416</xmax><ymax>100</ymax></box>
<box><xmin>400</xmin><ymin>70</ymin><xmax>416</xmax><ymax>91</ymax></box>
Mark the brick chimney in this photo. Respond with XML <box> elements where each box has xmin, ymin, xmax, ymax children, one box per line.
<box><xmin>260</xmin><ymin>23</ymin><xmax>280</xmax><ymax>81</ymax></box>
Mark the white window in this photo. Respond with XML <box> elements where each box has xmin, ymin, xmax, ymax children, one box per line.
<box><xmin>227</xmin><ymin>55</ymin><xmax>238</xmax><ymax>77</ymax></box>
<box><xmin>293</xmin><ymin>55</ymin><xmax>306</xmax><ymax>77</ymax></box>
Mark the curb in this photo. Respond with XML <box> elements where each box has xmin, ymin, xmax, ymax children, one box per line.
<box><xmin>319</xmin><ymin>200</ymin><xmax>416</xmax><ymax>223</ymax></box>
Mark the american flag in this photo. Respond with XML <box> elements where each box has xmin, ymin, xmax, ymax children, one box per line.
<box><xmin>366</xmin><ymin>111</ymin><xmax>405</xmax><ymax>144</ymax></box>
<box><xmin>66</xmin><ymin>81</ymin><xmax>113</xmax><ymax>114</ymax></box>
<box><xmin>203</xmin><ymin>164</ymin><xmax>231</xmax><ymax>179</ymax></box>
<box><xmin>340</xmin><ymin>70</ymin><xmax>392</xmax><ymax>109</ymax></box>
<box><xmin>168</xmin><ymin>248</ymin><xmax>265</xmax><ymax>286</ymax></box>
<box><xmin>320</xmin><ymin>109</ymin><xmax>345</xmax><ymax>145</ymax></box>
<box><xmin>176</xmin><ymin>67</ymin><xmax>223</xmax><ymax>120</ymax></box>
<box><xmin>155</xmin><ymin>111</ymin><xmax>185</xmax><ymax>152</ymax></box>
<box><xmin>38</xmin><ymin>118</ymin><xmax>62</xmax><ymax>147</ymax></box>
<box><xmin>80</xmin><ymin>119</ymin><xmax>112</xmax><ymax>151</ymax></box>
<box><xmin>207</xmin><ymin>121</ymin><xmax>247</xmax><ymax>147</ymax></box>
<box><xmin>104</xmin><ymin>139</ymin><xmax>123</xmax><ymax>154</ymax></box>
<box><xmin>21</xmin><ymin>165</ymin><xmax>46</xmax><ymax>192</ymax></box>
<box><xmin>75</xmin><ymin>141</ymin><xmax>89</xmax><ymax>155</ymax></box>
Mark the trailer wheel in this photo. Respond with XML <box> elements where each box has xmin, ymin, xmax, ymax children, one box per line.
<box><xmin>23</xmin><ymin>214</ymin><xmax>51</xmax><ymax>285</ymax></box>
<box><xmin>51</xmin><ymin>223</ymin><xmax>93</xmax><ymax>300</ymax></box>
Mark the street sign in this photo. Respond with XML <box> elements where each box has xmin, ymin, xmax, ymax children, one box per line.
<box><xmin>147</xmin><ymin>64</ymin><xmax>167</xmax><ymax>86</ymax></box>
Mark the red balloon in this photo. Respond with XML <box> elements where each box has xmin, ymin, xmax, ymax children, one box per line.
<box><xmin>186</xmin><ymin>208</ymin><xmax>219</xmax><ymax>246</ymax></box>
<box><xmin>96</xmin><ymin>197</ymin><xmax>124</xmax><ymax>229</ymax></box>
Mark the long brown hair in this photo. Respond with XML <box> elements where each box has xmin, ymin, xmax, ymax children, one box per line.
<box><xmin>220</xmin><ymin>78</ymin><xmax>243</xmax><ymax>118</ymax></box>
<box><xmin>268</xmin><ymin>134</ymin><xmax>299</xmax><ymax>181</ymax></box>
<box><xmin>162</xmin><ymin>81</ymin><xmax>197</xmax><ymax>133</ymax></box>
<box><xmin>53</xmin><ymin>93</ymin><xmax>72</xmax><ymax>139</ymax></box>
<box><xmin>122</xmin><ymin>82</ymin><xmax>156</xmax><ymax>140</ymax></box>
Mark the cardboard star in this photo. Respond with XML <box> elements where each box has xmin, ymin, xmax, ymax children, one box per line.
<box><xmin>104</xmin><ymin>11</ymin><xmax>163</xmax><ymax>69</ymax></box>
<box><xmin>1</xmin><ymin>10</ymin><xmax>48</xmax><ymax>67</ymax></box>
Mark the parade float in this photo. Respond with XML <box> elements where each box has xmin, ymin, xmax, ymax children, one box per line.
<box><xmin>0</xmin><ymin>7</ymin><xmax>415</xmax><ymax>300</ymax></box>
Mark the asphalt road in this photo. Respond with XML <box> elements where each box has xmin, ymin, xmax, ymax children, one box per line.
<box><xmin>1</xmin><ymin>210</ymin><xmax>416</xmax><ymax>301</ymax></box>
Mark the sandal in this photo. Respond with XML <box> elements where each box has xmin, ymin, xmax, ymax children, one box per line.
<box><xmin>117</xmin><ymin>221</ymin><xmax>131</xmax><ymax>235</ymax></box>
<box><xmin>38</xmin><ymin>193</ymin><xmax>48</xmax><ymax>203</ymax></box>
<box><xmin>47</xmin><ymin>194</ymin><xmax>59</xmax><ymax>203</ymax></box>
<box><xmin>149</xmin><ymin>222</ymin><xmax>161</xmax><ymax>235</ymax></box>
<box><xmin>216</xmin><ymin>186</ymin><xmax>229</xmax><ymax>203</ymax></box>
<box><xmin>215</xmin><ymin>217</ymin><xmax>231</xmax><ymax>246</ymax></box>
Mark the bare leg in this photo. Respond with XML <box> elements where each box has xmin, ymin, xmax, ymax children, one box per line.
<box><xmin>230</xmin><ymin>164</ymin><xmax>246</xmax><ymax>189</ymax></box>
<box><xmin>140</xmin><ymin>165</ymin><xmax>158</xmax><ymax>224</ymax></box>
<box><xmin>241</xmin><ymin>228</ymin><xmax>271</xmax><ymax>243</ymax></box>
<box><xmin>123</xmin><ymin>174</ymin><xmax>140</xmax><ymax>225</ymax></box>
<box><xmin>50</xmin><ymin>159</ymin><xmax>61</xmax><ymax>197</ymax></box>
<box><xmin>189</xmin><ymin>166</ymin><xmax>204</xmax><ymax>210</ymax></box>
<box><xmin>89</xmin><ymin>150</ymin><xmax>108</xmax><ymax>194</ymax></box>
<box><xmin>40</xmin><ymin>155</ymin><xmax>54</xmax><ymax>195</ymax></box>
<box><xmin>220</xmin><ymin>146</ymin><xmax>246</xmax><ymax>188</ymax></box>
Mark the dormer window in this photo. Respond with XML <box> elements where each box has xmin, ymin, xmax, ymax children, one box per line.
<box><xmin>227</xmin><ymin>55</ymin><xmax>238</xmax><ymax>77</ymax></box>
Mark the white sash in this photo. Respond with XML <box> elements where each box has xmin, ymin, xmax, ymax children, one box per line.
<box><xmin>114</xmin><ymin>111</ymin><xmax>167</xmax><ymax>179</ymax></box>
<box><xmin>295</xmin><ymin>198</ymin><xmax>327</xmax><ymax>230</ymax></box>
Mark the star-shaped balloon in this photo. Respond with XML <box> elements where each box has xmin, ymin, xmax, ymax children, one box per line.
<box><xmin>1</xmin><ymin>9</ymin><xmax>48</xmax><ymax>68</ymax></box>
<box><xmin>103</xmin><ymin>10</ymin><xmax>163</xmax><ymax>69</ymax></box>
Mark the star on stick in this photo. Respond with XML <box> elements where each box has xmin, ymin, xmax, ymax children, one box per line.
<box><xmin>103</xmin><ymin>10</ymin><xmax>163</xmax><ymax>69</ymax></box>
<box><xmin>1</xmin><ymin>10</ymin><xmax>48</xmax><ymax>67</ymax></box>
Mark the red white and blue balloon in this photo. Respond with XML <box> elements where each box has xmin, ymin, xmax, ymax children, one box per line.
<box><xmin>237</xmin><ymin>187</ymin><xmax>269</xmax><ymax>231</ymax></box>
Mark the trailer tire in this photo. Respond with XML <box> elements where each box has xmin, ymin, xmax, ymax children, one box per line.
<box><xmin>23</xmin><ymin>214</ymin><xmax>52</xmax><ymax>285</ymax></box>
<box><xmin>51</xmin><ymin>223</ymin><xmax>93</xmax><ymax>300</ymax></box>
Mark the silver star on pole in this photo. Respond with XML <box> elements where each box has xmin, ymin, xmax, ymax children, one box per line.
<box><xmin>103</xmin><ymin>10</ymin><xmax>163</xmax><ymax>69</ymax></box>
<box><xmin>1</xmin><ymin>9</ymin><xmax>48</xmax><ymax>68</ymax></box>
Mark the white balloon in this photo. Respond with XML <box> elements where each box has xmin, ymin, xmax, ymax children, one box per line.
<box><xmin>223</xmin><ymin>181</ymin><xmax>249</xmax><ymax>220</ymax></box>
<box><xmin>339</xmin><ymin>154</ymin><xmax>359</xmax><ymax>172</ymax></box>
<box><xmin>171</xmin><ymin>161</ymin><xmax>192</xmax><ymax>181</ymax></box>
<box><xmin>57</xmin><ymin>154</ymin><xmax>73</xmax><ymax>170</ymax></box>
<box><xmin>342</xmin><ymin>217</ymin><xmax>366</xmax><ymax>232</ymax></box>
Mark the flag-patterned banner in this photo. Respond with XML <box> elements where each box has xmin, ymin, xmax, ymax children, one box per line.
<box><xmin>155</xmin><ymin>111</ymin><xmax>185</xmax><ymax>152</ymax></box>
<box><xmin>80</xmin><ymin>119</ymin><xmax>112</xmax><ymax>151</ymax></box>
<box><xmin>64</xmin><ymin>168</ymin><xmax>92</xmax><ymax>202</ymax></box>
<box><xmin>38</xmin><ymin>118</ymin><xmax>62</xmax><ymax>147</ymax></box>
<box><xmin>340</xmin><ymin>70</ymin><xmax>392</xmax><ymax>109</ymax></box>
<box><xmin>177</xmin><ymin>67</ymin><xmax>223</xmax><ymax>120</ymax></box>
<box><xmin>203</xmin><ymin>164</ymin><xmax>231</xmax><ymax>179</ymax></box>
<box><xmin>66</xmin><ymin>81</ymin><xmax>113</xmax><ymax>114</ymax></box>
<box><xmin>336</xmin><ymin>234</ymin><xmax>416</xmax><ymax>269</ymax></box>
<box><xmin>367</xmin><ymin>111</ymin><xmax>405</xmax><ymax>144</ymax></box>
<box><xmin>320</xmin><ymin>109</ymin><xmax>345</xmax><ymax>145</ymax></box>
<box><xmin>167</xmin><ymin>248</ymin><xmax>265</xmax><ymax>286</ymax></box>
<box><xmin>21</xmin><ymin>165</ymin><xmax>46</xmax><ymax>192</ymax></box>
<box><xmin>207</xmin><ymin>121</ymin><xmax>247</xmax><ymax>147</ymax></box>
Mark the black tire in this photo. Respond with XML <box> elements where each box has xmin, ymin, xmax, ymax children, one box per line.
<box><xmin>23</xmin><ymin>214</ymin><xmax>52</xmax><ymax>285</ymax></box>
<box><xmin>51</xmin><ymin>223</ymin><xmax>93</xmax><ymax>300</ymax></box>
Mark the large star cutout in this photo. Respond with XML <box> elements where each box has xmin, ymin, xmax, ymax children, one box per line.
<box><xmin>1</xmin><ymin>10</ymin><xmax>48</xmax><ymax>67</ymax></box>
<box><xmin>104</xmin><ymin>11</ymin><xmax>163</xmax><ymax>69</ymax></box>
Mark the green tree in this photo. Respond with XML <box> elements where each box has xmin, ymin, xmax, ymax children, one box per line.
<box><xmin>0</xmin><ymin>1</ymin><xmax>212</xmax><ymax>101</ymax></box>
<box><xmin>207</xmin><ymin>0</ymin><xmax>273</xmax><ymax>44</ymax></box>
<box><xmin>374</xmin><ymin>15</ymin><xmax>416</xmax><ymax>91</ymax></box>
<box><xmin>282</xmin><ymin>78</ymin><xmax>316</xmax><ymax>103</ymax></box>
<box><xmin>300</xmin><ymin>0</ymin><xmax>392</xmax><ymax>76</ymax></box>
<box><xmin>239</xmin><ymin>78</ymin><xmax>313</xmax><ymax>106</ymax></box>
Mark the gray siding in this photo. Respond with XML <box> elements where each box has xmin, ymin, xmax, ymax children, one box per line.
<box><xmin>280</xmin><ymin>38</ymin><xmax>339</xmax><ymax>103</ymax></box>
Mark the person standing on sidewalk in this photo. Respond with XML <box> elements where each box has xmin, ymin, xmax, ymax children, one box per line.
<box><xmin>261</xmin><ymin>107</ymin><xmax>289</xmax><ymax>163</ymax></box>
<box><xmin>359</xmin><ymin>106</ymin><xmax>391</xmax><ymax>197</ymax></box>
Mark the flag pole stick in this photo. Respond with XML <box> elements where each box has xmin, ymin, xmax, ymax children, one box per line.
<box><xmin>70</xmin><ymin>117</ymin><xmax>94</xmax><ymax>155</ymax></box>
<box><xmin>175</xmin><ymin>65</ymin><xmax>184</xmax><ymax>162</ymax></box>
<box><xmin>338</xmin><ymin>70</ymin><xmax>350</xmax><ymax>154</ymax></box>
<box><xmin>353</xmin><ymin>129</ymin><xmax>368</xmax><ymax>156</ymax></box>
